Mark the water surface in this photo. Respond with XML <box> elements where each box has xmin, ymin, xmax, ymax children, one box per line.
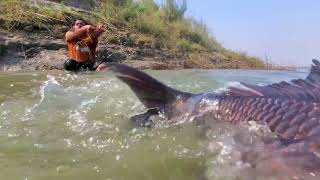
<box><xmin>0</xmin><ymin>68</ymin><xmax>313</xmax><ymax>180</ymax></box>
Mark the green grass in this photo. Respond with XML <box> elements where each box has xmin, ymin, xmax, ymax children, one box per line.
<box><xmin>222</xmin><ymin>50</ymin><xmax>266</xmax><ymax>68</ymax></box>
<box><xmin>0</xmin><ymin>0</ymin><xmax>266</xmax><ymax>68</ymax></box>
<box><xmin>0</xmin><ymin>0</ymin><xmax>96</xmax><ymax>36</ymax></box>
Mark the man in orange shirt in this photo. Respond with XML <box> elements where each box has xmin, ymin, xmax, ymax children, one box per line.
<box><xmin>64</xmin><ymin>19</ymin><xmax>107</xmax><ymax>71</ymax></box>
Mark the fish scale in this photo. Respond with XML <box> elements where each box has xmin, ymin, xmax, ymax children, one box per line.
<box><xmin>109</xmin><ymin>59</ymin><xmax>320</xmax><ymax>171</ymax></box>
<box><xmin>217</xmin><ymin>96</ymin><xmax>320</xmax><ymax>140</ymax></box>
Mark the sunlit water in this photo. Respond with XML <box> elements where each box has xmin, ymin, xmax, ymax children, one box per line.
<box><xmin>0</xmin><ymin>68</ymin><xmax>314</xmax><ymax>180</ymax></box>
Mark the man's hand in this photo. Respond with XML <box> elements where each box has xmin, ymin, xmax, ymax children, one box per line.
<box><xmin>66</xmin><ymin>25</ymin><xmax>94</xmax><ymax>42</ymax></box>
<box><xmin>82</xmin><ymin>25</ymin><xmax>95</xmax><ymax>33</ymax></box>
<box><xmin>94</xmin><ymin>25</ymin><xmax>105</xmax><ymax>36</ymax></box>
<box><xmin>86</xmin><ymin>25</ymin><xmax>105</xmax><ymax>38</ymax></box>
<box><xmin>75</xmin><ymin>24</ymin><xmax>105</xmax><ymax>39</ymax></box>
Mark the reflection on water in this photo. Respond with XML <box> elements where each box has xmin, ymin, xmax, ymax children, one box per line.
<box><xmin>0</xmin><ymin>68</ymin><xmax>314</xmax><ymax>180</ymax></box>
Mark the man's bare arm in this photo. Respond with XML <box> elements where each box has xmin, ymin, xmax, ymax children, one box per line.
<box><xmin>65</xmin><ymin>25</ymin><xmax>95</xmax><ymax>42</ymax></box>
<box><xmin>88</xmin><ymin>25</ymin><xmax>105</xmax><ymax>39</ymax></box>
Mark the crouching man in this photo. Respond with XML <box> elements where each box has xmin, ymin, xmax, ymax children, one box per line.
<box><xmin>64</xmin><ymin>19</ymin><xmax>108</xmax><ymax>72</ymax></box>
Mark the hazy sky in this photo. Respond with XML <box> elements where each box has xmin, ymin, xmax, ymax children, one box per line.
<box><xmin>183</xmin><ymin>0</ymin><xmax>320</xmax><ymax>66</ymax></box>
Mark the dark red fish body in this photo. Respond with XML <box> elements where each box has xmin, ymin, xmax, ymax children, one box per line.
<box><xmin>108</xmin><ymin>59</ymin><xmax>320</xmax><ymax>174</ymax></box>
<box><xmin>217</xmin><ymin>96</ymin><xmax>320</xmax><ymax>140</ymax></box>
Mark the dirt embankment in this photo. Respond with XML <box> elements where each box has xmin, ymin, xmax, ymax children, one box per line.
<box><xmin>0</xmin><ymin>0</ymin><xmax>267</xmax><ymax>71</ymax></box>
<box><xmin>0</xmin><ymin>30</ymin><xmax>188</xmax><ymax>71</ymax></box>
<box><xmin>1</xmin><ymin>30</ymin><xmax>263</xmax><ymax>71</ymax></box>
<box><xmin>0</xmin><ymin>0</ymin><xmax>184</xmax><ymax>71</ymax></box>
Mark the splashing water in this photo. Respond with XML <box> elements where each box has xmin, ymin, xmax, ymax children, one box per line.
<box><xmin>0</xmin><ymin>68</ymin><xmax>314</xmax><ymax>180</ymax></box>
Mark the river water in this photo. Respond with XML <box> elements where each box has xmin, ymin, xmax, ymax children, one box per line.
<box><xmin>0</xmin><ymin>68</ymin><xmax>314</xmax><ymax>180</ymax></box>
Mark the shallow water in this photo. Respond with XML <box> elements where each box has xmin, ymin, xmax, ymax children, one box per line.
<box><xmin>0</xmin><ymin>68</ymin><xmax>315</xmax><ymax>180</ymax></box>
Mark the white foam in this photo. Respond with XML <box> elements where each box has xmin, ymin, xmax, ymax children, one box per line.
<box><xmin>28</xmin><ymin>75</ymin><xmax>61</xmax><ymax>113</ymax></box>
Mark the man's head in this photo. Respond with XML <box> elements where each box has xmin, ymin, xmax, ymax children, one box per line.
<box><xmin>72</xmin><ymin>19</ymin><xmax>87</xmax><ymax>31</ymax></box>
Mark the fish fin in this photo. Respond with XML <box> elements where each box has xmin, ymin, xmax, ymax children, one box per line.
<box><xmin>242</xmin><ymin>135</ymin><xmax>320</xmax><ymax>173</ymax></box>
<box><xmin>130</xmin><ymin>108</ymin><xmax>158</xmax><ymax>127</ymax></box>
<box><xmin>263</xmin><ymin>135</ymin><xmax>320</xmax><ymax>172</ymax></box>
<box><xmin>307</xmin><ymin>59</ymin><xmax>320</xmax><ymax>82</ymax></box>
<box><xmin>108</xmin><ymin>63</ymin><xmax>193</xmax><ymax>109</ymax></box>
<box><xmin>225</xmin><ymin>59</ymin><xmax>320</xmax><ymax>101</ymax></box>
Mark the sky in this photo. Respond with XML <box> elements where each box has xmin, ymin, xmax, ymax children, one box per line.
<box><xmin>180</xmin><ymin>0</ymin><xmax>320</xmax><ymax>66</ymax></box>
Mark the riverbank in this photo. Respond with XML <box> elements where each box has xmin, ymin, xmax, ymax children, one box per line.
<box><xmin>1</xmin><ymin>30</ymin><xmax>266</xmax><ymax>71</ymax></box>
<box><xmin>0</xmin><ymin>0</ymin><xmax>266</xmax><ymax>71</ymax></box>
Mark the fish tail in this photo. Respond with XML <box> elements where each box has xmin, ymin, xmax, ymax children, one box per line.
<box><xmin>107</xmin><ymin>63</ymin><xmax>193</xmax><ymax>111</ymax></box>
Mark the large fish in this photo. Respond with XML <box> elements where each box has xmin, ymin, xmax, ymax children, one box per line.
<box><xmin>107</xmin><ymin>60</ymin><xmax>320</xmax><ymax>175</ymax></box>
